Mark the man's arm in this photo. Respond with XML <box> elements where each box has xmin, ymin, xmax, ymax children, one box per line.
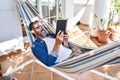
<box><xmin>63</xmin><ymin>32</ymin><xmax>69</xmax><ymax>48</ymax></box>
<box><xmin>53</xmin><ymin>30</ymin><xmax>63</xmax><ymax>53</ymax></box>
<box><xmin>32</xmin><ymin>43</ymin><xmax>57</xmax><ymax>66</ymax></box>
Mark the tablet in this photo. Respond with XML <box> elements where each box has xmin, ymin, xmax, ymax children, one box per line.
<box><xmin>56</xmin><ymin>19</ymin><xmax>67</xmax><ymax>36</ymax></box>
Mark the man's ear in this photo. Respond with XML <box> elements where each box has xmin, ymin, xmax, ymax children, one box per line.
<box><xmin>31</xmin><ymin>30</ymin><xmax>35</xmax><ymax>34</ymax></box>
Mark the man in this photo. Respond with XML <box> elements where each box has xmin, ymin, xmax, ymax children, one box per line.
<box><xmin>29</xmin><ymin>21</ymin><xmax>71</xmax><ymax>66</ymax></box>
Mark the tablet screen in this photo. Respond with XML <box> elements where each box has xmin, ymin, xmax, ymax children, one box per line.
<box><xmin>56</xmin><ymin>19</ymin><xmax>67</xmax><ymax>36</ymax></box>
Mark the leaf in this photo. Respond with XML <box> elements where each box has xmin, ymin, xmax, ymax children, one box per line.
<box><xmin>100</xmin><ymin>19</ymin><xmax>103</xmax><ymax>23</ymax></box>
<box><xmin>94</xmin><ymin>14</ymin><xmax>98</xmax><ymax>19</ymax></box>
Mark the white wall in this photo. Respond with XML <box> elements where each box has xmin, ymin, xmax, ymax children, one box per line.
<box><xmin>0</xmin><ymin>0</ymin><xmax>24</xmax><ymax>54</ymax></box>
<box><xmin>0</xmin><ymin>0</ymin><xmax>22</xmax><ymax>42</ymax></box>
<box><xmin>60</xmin><ymin>0</ymin><xmax>74</xmax><ymax>19</ymax></box>
<box><xmin>90</xmin><ymin>0</ymin><xmax>108</xmax><ymax>30</ymax></box>
<box><xmin>74</xmin><ymin>4</ymin><xmax>94</xmax><ymax>24</ymax></box>
<box><xmin>74</xmin><ymin>0</ymin><xmax>108</xmax><ymax>26</ymax></box>
<box><xmin>94</xmin><ymin>0</ymin><xmax>108</xmax><ymax>21</ymax></box>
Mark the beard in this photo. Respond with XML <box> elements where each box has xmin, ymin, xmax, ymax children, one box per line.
<box><xmin>37</xmin><ymin>31</ymin><xmax>47</xmax><ymax>38</ymax></box>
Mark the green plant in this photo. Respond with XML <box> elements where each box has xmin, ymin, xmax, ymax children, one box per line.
<box><xmin>111</xmin><ymin>22</ymin><xmax>120</xmax><ymax>31</ymax></box>
<box><xmin>111</xmin><ymin>0</ymin><xmax>120</xmax><ymax>16</ymax></box>
<box><xmin>94</xmin><ymin>14</ymin><xmax>110</xmax><ymax>30</ymax></box>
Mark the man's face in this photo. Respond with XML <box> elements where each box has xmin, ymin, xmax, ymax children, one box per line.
<box><xmin>33</xmin><ymin>23</ymin><xmax>47</xmax><ymax>38</ymax></box>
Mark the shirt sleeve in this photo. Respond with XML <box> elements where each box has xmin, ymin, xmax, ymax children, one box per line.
<box><xmin>32</xmin><ymin>43</ymin><xmax>57</xmax><ymax>66</ymax></box>
<box><xmin>50</xmin><ymin>51</ymin><xmax>58</xmax><ymax>57</ymax></box>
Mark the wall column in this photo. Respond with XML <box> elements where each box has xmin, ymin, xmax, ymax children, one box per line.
<box><xmin>60</xmin><ymin>0</ymin><xmax>74</xmax><ymax>19</ymax></box>
<box><xmin>90</xmin><ymin>0</ymin><xmax>108</xmax><ymax>36</ymax></box>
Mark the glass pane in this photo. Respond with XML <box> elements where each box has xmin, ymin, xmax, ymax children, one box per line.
<box><xmin>42</xmin><ymin>6</ymin><xmax>49</xmax><ymax>17</ymax></box>
<box><xmin>74</xmin><ymin>0</ymin><xmax>95</xmax><ymax>5</ymax></box>
<box><xmin>41</xmin><ymin>0</ymin><xmax>49</xmax><ymax>5</ymax></box>
<box><xmin>50</xmin><ymin>6</ymin><xmax>56</xmax><ymax>16</ymax></box>
<box><xmin>50</xmin><ymin>18</ymin><xmax>56</xmax><ymax>26</ymax></box>
<box><xmin>49</xmin><ymin>0</ymin><xmax>55</xmax><ymax>3</ymax></box>
<box><xmin>41</xmin><ymin>0</ymin><xmax>49</xmax><ymax>3</ymax></box>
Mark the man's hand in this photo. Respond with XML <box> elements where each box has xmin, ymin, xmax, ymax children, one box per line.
<box><xmin>55</xmin><ymin>30</ymin><xmax>63</xmax><ymax>45</ymax></box>
<box><xmin>53</xmin><ymin>30</ymin><xmax>63</xmax><ymax>53</ymax></box>
<box><xmin>63</xmin><ymin>31</ymin><xmax>69</xmax><ymax>48</ymax></box>
<box><xmin>63</xmin><ymin>34</ymin><xmax>69</xmax><ymax>42</ymax></box>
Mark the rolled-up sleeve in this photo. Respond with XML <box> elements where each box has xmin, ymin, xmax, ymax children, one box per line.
<box><xmin>31</xmin><ymin>41</ymin><xmax>57</xmax><ymax>66</ymax></box>
<box><xmin>50</xmin><ymin>51</ymin><xmax>58</xmax><ymax>57</ymax></box>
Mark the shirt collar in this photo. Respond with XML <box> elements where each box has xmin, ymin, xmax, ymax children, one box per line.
<box><xmin>36</xmin><ymin>38</ymin><xmax>45</xmax><ymax>43</ymax></box>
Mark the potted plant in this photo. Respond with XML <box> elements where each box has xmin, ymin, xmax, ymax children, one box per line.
<box><xmin>108</xmin><ymin>0</ymin><xmax>120</xmax><ymax>41</ymax></box>
<box><xmin>111</xmin><ymin>0</ymin><xmax>120</xmax><ymax>20</ymax></box>
<box><xmin>109</xmin><ymin>22</ymin><xmax>120</xmax><ymax>41</ymax></box>
<box><xmin>94</xmin><ymin>14</ymin><xmax>111</xmax><ymax>43</ymax></box>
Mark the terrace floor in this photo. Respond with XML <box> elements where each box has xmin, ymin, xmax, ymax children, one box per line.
<box><xmin>0</xmin><ymin>23</ymin><xmax>120</xmax><ymax>80</ymax></box>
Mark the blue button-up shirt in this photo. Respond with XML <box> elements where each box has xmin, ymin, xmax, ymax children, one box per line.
<box><xmin>31</xmin><ymin>38</ymin><xmax>58</xmax><ymax>66</ymax></box>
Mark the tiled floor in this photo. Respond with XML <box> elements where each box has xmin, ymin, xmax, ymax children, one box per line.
<box><xmin>0</xmin><ymin>23</ymin><xmax>120</xmax><ymax>80</ymax></box>
<box><xmin>66</xmin><ymin>71</ymin><xmax>109</xmax><ymax>80</ymax></box>
<box><xmin>95</xmin><ymin>63</ymin><xmax>120</xmax><ymax>79</ymax></box>
<box><xmin>65</xmin><ymin>63</ymin><xmax>120</xmax><ymax>80</ymax></box>
<box><xmin>68</xmin><ymin>25</ymin><xmax>98</xmax><ymax>48</ymax></box>
<box><xmin>0</xmin><ymin>51</ymin><xmax>67</xmax><ymax>80</ymax></box>
<box><xmin>11</xmin><ymin>62</ymin><xmax>67</xmax><ymax>80</ymax></box>
<box><xmin>0</xmin><ymin>51</ymin><xmax>33</xmax><ymax>74</ymax></box>
<box><xmin>1</xmin><ymin>50</ymin><xmax>120</xmax><ymax>80</ymax></box>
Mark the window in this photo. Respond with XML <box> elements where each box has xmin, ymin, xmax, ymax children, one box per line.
<box><xmin>74</xmin><ymin>0</ymin><xmax>95</xmax><ymax>5</ymax></box>
<box><xmin>41</xmin><ymin>0</ymin><xmax>57</xmax><ymax>26</ymax></box>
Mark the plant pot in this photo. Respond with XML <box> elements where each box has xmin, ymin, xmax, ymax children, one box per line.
<box><xmin>97</xmin><ymin>30</ymin><xmax>111</xmax><ymax>43</ymax></box>
<box><xmin>109</xmin><ymin>30</ymin><xmax>120</xmax><ymax>41</ymax></box>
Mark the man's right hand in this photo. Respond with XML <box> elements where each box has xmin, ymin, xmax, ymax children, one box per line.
<box><xmin>53</xmin><ymin>30</ymin><xmax>63</xmax><ymax>53</ymax></box>
<box><xmin>55</xmin><ymin>30</ymin><xmax>63</xmax><ymax>45</ymax></box>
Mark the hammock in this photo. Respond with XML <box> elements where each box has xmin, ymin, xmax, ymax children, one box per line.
<box><xmin>53</xmin><ymin>41</ymin><xmax>120</xmax><ymax>73</ymax></box>
<box><xmin>67</xmin><ymin>0</ymin><xmax>89</xmax><ymax>30</ymax></box>
<box><xmin>3</xmin><ymin>1</ymin><xmax>120</xmax><ymax>79</ymax></box>
<box><xmin>67</xmin><ymin>7</ymin><xmax>86</xmax><ymax>30</ymax></box>
<box><xmin>19</xmin><ymin>0</ymin><xmax>120</xmax><ymax>74</ymax></box>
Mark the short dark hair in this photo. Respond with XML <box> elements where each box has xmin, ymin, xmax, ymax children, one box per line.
<box><xmin>34</xmin><ymin>20</ymin><xmax>39</xmax><ymax>24</ymax></box>
<box><xmin>29</xmin><ymin>22</ymin><xmax>34</xmax><ymax>31</ymax></box>
<box><xmin>29</xmin><ymin>22</ymin><xmax>35</xmax><ymax>37</ymax></box>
